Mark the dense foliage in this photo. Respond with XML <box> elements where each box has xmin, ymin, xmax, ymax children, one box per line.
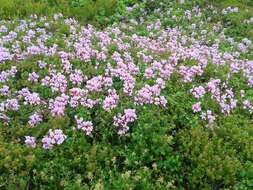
<box><xmin>0</xmin><ymin>0</ymin><xmax>253</xmax><ymax>189</ymax></box>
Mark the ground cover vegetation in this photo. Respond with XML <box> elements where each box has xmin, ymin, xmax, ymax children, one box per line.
<box><xmin>0</xmin><ymin>0</ymin><xmax>253</xmax><ymax>189</ymax></box>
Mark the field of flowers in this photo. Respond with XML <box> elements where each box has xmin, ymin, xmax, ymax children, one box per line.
<box><xmin>0</xmin><ymin>0</ymin><xmax>253</xmax><ymax>189</ymax></box>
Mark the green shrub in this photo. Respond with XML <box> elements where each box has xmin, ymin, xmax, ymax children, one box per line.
<box><xmin>176</xmin><ymin>120</ymin><xmax>253</xmax><ymax>189</ymax></box>
<box><xmin>0</xmin><ymin>0</ymin><xmax>118</xmax><ymax>25</ymax></box>
<box><xmin>0</xmin><ymin>108</ymin><xmax>181</xmax><ymax>189</ymax></box>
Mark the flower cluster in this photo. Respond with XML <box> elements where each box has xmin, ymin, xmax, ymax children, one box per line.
<box><xmin>41</xmin><ymin>129</ymin><xmax>67</xmax><ymax>149</ymax></box>
<box><xmin>103</xmin><ymin>89</ymin><xmax>119</xmax><ymax>111</ymax></box>
<box><xmin>18</xmin><ymin>88</ymin><xmax>41</xmax><ymax>105</ymax></box>
<box><xmin>222</xmin><ymin>7</ymin><xmax>239</xmax><ymax>14</ymax></box>
<box><xmin>192</xmin><ymin>102</ymin><xmax>201</xmax><ymax>113</ymax></box>
<box><xmin>201</xmin><ymin>110</ymin><xmax>216</xmax><ymax>127</ymax></box>
<box><xmin>0</xmin><ymin>66</ymin><xmax>17</xmax><ymax>83</ymax></box>
<box><xmin>113</xmin><ymin>109</ymin><xmax>137</xmax><ymax>135</ymax></box>
<box><xmin>75</xmin><ymin>116</ymin><xmax>93</xmax><ymax>135</ymax></box>
<box><xmin>4</xmin><ymin>98</ymin><xmax>19</xmax><ymax>111</ymax></box>
<box><xmin>190</xmin><ymin>86</ymin><xmax>206</xmax><ymax>99</ymax></box>
<box><xmin>42</xmin><ymin>72</ymin><xmax>68</xmax><ymax>93</ymax></box>
<box><xmin>0</xmin><ymin>85</ymin><xmax>10</xmax><ymax>96</ymax></box>
<box><xmin>178</xmin><ymin>65</ymin><xmax>203</xmax><ymax>83</ymax></box>
<box><xmin>49</xmin><ymin>94</ymin><xmax>69</xmax><ymax>117</ymax></box>
<box><xmin>25</xmin><ymin>136</ymin><xmax>36</xmax><ymax>148</ymax></box>
<box><xmin>135</xmin><ymin>81</ymin><xmax>167</xmax><ymax>107</ymax></box>
<box><xmin>28</xmin><ymin>72</ymin><xmax>39</xmax><ymax>82</ymax></box>
<box><xmin>69</xmin><ymin>69</ymin><xmax>85</xmax><ymax>85</ymax></box>
<box><xmin>242</xmin><ymin>100</ymin><xmax>253</xmax><ymax>114</ymax></box>
<box><xmin>0</xmin><ymin>47</ymin><xmax>13</xmax><ymax>64</ymax></box>
<box><xmin>28</xmin><ymin>112</ymin><xmax>43</xmax><ymax>127</ymax></box>
<box><xmin>69</xmin><ymin>87</ymin><xmax>87</xmax><ymax>108</ymax></box>
<box><xmin>86</xmin><ymin>76</ymin><xmax>113</xmax><ymax>92</ymax></box>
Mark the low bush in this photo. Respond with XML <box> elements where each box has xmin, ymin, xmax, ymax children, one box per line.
<box><xmin>0</xmin><ymin>0</ymin><xmax>253</xmax><ymax>189</ymax></box>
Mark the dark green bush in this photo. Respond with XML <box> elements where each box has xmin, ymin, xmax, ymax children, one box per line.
<box><xmin>0</xmin><ymin>108</ymin><xmax>181</xmax><ymax>189</ymax></box>
<box><xmin>176</xmin><ymin>118</ymin><xmax>253</xmax><ymax>189</ymax></box>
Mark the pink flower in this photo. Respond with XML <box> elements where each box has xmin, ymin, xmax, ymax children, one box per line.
<box><xmin>0</xmin><ymin>66</ymin><xmax>17</xmax><ymax>83</ymax></box>
<box><xmin>49</xmin><ymin>94</ymin><xmax>69</xmax><ymax>117</ymax></box>
<box><xmin>86</xmin><ymin>76</ymin><xmax>104</xmax><ymax>92</ymax></box>
<box><xmin>80</xmin><ymin>98</ymin><xmax>98</xmax><ymax>109</ymax></box>
<box><xmin>69</xmin><ymin>69</ymin><xmax>85</xmax><ymax>85</ymax></box>
<box><xmin>191</xmin><ymin>86</ymin><xmax>206</xmax><ymax>99</ymax></box>
<box><xmin>25</xmin><ymin>136</ymin><xmax>36</xmax><ymax>148</ymax></box>
<box><xmin>75</xmin><ymin>116</ymin><xmax>93</xmax><ymax>135</ymax></box>
<box><xmin>24</xmin><ymin>92</ymin><xmax>41</xmax><ymax>105</ymax></box>
<box><xmin>247</xmin><ymin>76</ymin><xmax>253</xmax><ymax>87</ymax></box>
<box><xmin>28</xmin><ymin>72</ymin><xmax>39</xmax><ymax>82</ymax></box>
<box><xmin>27</xmin><ymin>45</ymin><xmax>41</xmax><ymax>55</ymax></box>
<box><xmin>48</xmin><ymin>72</ymin><xmax>68</xmax><ymax>93</ymax></box>
<box><xmin>5</xmin><ymin>98</ymin><xmax>19</xmax><ymax>111</ymax></box>
<box><xmin>135</xmin><ymin>84</ymin><xmax>167</xmax><ymax>107</ymax></box>
<box><xmin>201</xmin><ymin>110</ymin><xmax>216</xmax><ymax>125</ymax></box>
<box><xmin>37</xmin><ymin>60</ymin><xmax>47</xmax><ymax>69</ymax></box>
<box><xmin>42</xmin><ymin>129</ymin><xmax>67</xmax><ymax>149</ymax></box>
<box><xmin>41</xmin><ymin>136</ymin><xmax>53</xmax><ymax>149</ymax></box>
<box><xmin>192</xmin><ymin>102</ymin><xmax>201</xmax><ymax>112</ymax></box>
<box><xmin>103</xmin><ymin>89</ymin><xmax>119</xmax><ymax>111</ymax></box>
<box><xmin>0</xmin><ymin>85</ymin><xmax>9</xmax><ymax>96</ymax></box>
<box><xmin>144</xmin><ymin>68</ymin><xmax>154</xmax><ymax>79</ymax></box>
<box><xmin>113</xmin><ymin>109</ymin><xmax>137</xmax><ymax>135</ymax></box>
<box><xmin>28</xmin><ymin>113</ymin><xmax>43</xmax><ymax>127</ymax></box>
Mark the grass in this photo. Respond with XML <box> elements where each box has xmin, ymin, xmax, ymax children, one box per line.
<box><xmin>0</xmin><ymin>0</ymin><xmax>118</xmax><ymax>25</ymax></box>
